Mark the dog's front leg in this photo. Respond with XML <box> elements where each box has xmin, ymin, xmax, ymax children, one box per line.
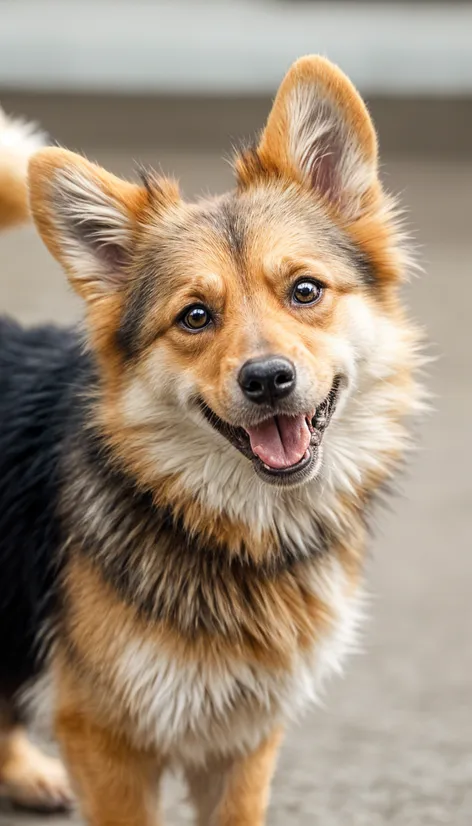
<box><xmin>55</xmin><ymin>699</ymin><xmax>164</xmax><ymax>826</ymax></box>
<box><xmin>185</xmin><ymin>728</ymin><xmax>282</xmax><ymax>826</ymax></box>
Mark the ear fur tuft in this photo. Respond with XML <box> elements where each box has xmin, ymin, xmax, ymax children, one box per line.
<box><xmin>242</xmin><ymin>56</ymin><xmax>379</xmax><ymax>219</ymax></box>
<box><xmin>29</xmin><ymin>148</ymin><xmax>148</xmax><ymax>300</ymax></box>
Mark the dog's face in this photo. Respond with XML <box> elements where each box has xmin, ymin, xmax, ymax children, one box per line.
<box><xmin>29</xmin><ymin>57</ymin><xmax>408</xmax><ymax>492</ymax></box>
<box><xmin>116</xmin><ymin>184</ymin><xmax>368</xmax><ymax>487</ymax></box>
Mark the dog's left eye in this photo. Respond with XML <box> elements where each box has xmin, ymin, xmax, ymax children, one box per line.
<box><xmin>180</xmin><ymin>304</ymin><xmax>212</xmax><ymax>331</ymax></box>
<box><xmin>292</xmin><ymin>279</ymin><xmax>324</xmax><ymax>306</ymax></box>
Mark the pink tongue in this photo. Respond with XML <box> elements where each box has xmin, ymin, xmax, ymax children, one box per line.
<box><xmin>245</xmin><ymin>414</ymin><xmax>311</xmax><ymax>470</ymax></box>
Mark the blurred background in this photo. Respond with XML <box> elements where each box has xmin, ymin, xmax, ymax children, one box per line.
<box><xmin>0</xmin><ymin>1</ymin><xmax>471</xmax><ymax>824</ymax></box>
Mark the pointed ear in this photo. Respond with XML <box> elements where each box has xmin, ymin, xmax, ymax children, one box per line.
<box><xmin>28</xmin><ymin>148</ymin><xmax>149</xmax><ymax>301</ymax></box>
<box><xmin>248</xmin><ymin>56</ymin><xmax>378</xmax><ymax>219</ymax></box>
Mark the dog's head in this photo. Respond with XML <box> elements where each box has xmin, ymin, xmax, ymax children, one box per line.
<box><xmin>29</xmin><ymin>57</ymin><xmax>415</xmax><ymax>499</ymax></box>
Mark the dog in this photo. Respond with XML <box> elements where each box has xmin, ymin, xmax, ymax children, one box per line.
<box><xmin>0</xmin><ymin>56</ymin><xmax>423</xmax><ymax>825</ymax></box>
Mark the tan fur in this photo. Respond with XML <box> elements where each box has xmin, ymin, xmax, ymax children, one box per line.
<box><xmin>0</xmin><ymin>168</ymin><xmax>29</xmax><ymax>228</ymax></box>
<box><xmin>55</xmin><ymin>683</ymin><xmax>163</xmax><ymax>826</ymax></box>
<box><xmin>0</xmin><ymin>723</ymin><xmax>72</xmax><ymax>810</ymax></box>
<box><xmin>185</xmin><ymin>729</ymin><xmax>282</xmax><ymax>826</ymax></box>
<box><xmin>24</xmin><ymin>56</ymin><xmax>423</xmax><ymax>824</ymax></box>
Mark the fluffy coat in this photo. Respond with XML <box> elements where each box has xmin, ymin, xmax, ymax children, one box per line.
<box><xmin>0</xmin><ymin>57</ymin><xmax>423</xmax><ymax>825</ymax></box>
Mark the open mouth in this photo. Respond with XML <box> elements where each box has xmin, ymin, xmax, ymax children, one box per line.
<box><xmin>199</xmin><ymin>376</ymin><xmax>342</xmax><ymax>486</ymax></box>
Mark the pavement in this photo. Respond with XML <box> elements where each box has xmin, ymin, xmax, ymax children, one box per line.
<box><xmin>0</xmin><ymin>99</ymin><xmax>470</xmax><ymax>825</ymax></box>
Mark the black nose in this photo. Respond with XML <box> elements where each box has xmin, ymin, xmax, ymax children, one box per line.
<box><xmin>238</xmin><ymin>357</ymin><xmax>296</xmax><ymax>405</ymax></box>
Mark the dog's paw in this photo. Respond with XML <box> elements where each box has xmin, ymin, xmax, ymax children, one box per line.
<box><xmin>1</xmin><ymin>732</ymin><xmax>73</xmax><ymax>812</ymax></box>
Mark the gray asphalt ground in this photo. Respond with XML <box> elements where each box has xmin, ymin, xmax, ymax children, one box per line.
<box><xmin>0</xmin><ymin>97</ymin><xmax>470</xmax><ymax>824</ymax></box>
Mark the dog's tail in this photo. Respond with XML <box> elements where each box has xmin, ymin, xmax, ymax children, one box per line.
<box><xmin>0</xmin><ymin>106</ymin><xmax>46</xmax><ymax>230</ymax></box>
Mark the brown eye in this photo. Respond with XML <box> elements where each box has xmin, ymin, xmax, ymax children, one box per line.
<box><xmin>180</xmin><ymin>305</ymin><xmax>212</xmax><ymax>331</ymax></box>
<box><xmin>292</xmin><ymin>279</ymin><xmax>324</xmax><ymax>306</ymax></box>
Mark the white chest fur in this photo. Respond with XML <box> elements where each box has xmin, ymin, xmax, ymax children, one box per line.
<box><xmin>109</xmin><ymin>558</ymin><xmax>362</xmax><ymax>765</ymax></box>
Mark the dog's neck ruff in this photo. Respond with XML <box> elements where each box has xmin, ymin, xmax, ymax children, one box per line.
<box><xmin>61</xmin><ymin>304</ymin><xmax>422</xmax><ymax>638</ymax></box>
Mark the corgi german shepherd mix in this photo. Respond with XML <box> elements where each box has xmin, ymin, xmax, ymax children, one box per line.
<box><xmin>0</xmin><ymin>57</ymin><xmax>422</xmax><ymax>824</ymax></box>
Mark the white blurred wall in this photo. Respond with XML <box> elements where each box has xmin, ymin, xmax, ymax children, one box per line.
<box><xmin>0</xmin><ymin>1</ymin><xmax>471</xmax><ymax>96</ymax></box>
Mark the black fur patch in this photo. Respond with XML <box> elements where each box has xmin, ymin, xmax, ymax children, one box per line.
<box><xmin>137</xmin><ymin>165</ymin><xmax>155</xmax><ymax>201</ymax></box>
<box><xmin>0</xmin><ymin>319</ymin><xmax>88</xmax><ymax>701</ymax></box>
<box><xmin>337</xmin><ymin>236</ymin><xmax>377</xmax><ymax>289</ymax></box>
<box><xmin>202</xmin><ymin>197</ymin><xmax>247</xmax><ymax>258</ymax></box>
<box><xmin>116</xmin><ymin>266</ymin><xmax>159</xmax><ymax>359</ymax></box>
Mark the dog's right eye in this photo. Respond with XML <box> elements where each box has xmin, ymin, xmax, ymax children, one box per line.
<box><xmin>179</xmin><ymin>304</ymin><xmax>212</xmax><ymax>332</ymax></box>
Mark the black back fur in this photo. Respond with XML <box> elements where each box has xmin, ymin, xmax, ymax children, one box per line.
<box><xmin>0</xmin><ymin>318</ymin><xmax>84</xmax><ymax>700</ymax></box>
